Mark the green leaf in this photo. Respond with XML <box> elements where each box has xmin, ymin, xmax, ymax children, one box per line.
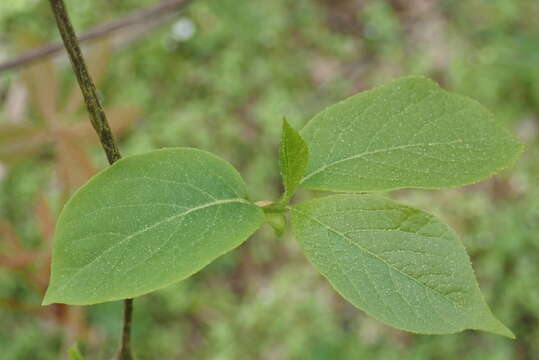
<box><xmin>43</xmin><ymin>148</ymin><xmax>264</xmax><ymax>305</ymax></box>
<box><xmin>68</xmin><ymin>344</ymin><xmax>85</xmax><ymax>360</ymax></box>
<box><xmin>291</xmin><ymin>194</ymin><xmax>513</xmax><ymax>337</ymax></box>
<box><xmin>300</xmin><ymin>76</ymin><xmax>523</xmax><ymax>192</ymax></box>
<box><xmin>279</xmin><ymin>118</ymin><xmax>309</xmax><ymax>203</ymax></box>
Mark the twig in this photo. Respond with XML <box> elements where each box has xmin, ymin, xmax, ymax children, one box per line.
<box><xmin>47</xmin><ymin>0</ymin><xmax>133</xmax><ymax>358</ymax></box>
<box><xmin>119</xmin><ymin>298</ymin><xmax>135</xmax><ymax>360</ymax></box>
<box><xmin>48</xmin><ymin>0</ymin><xmax>121</xmax><ymax>164</ymax></box>
<box><xmin>1</xmin><ymin>0</ymin><xmax>192</xmax><ymax>72</ymax></box>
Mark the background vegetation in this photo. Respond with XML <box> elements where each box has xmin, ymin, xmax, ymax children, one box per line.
<box><xmin>0</xmin><ymin>0</ymin><xmax>538</xmax><ymax>359</ymax></box>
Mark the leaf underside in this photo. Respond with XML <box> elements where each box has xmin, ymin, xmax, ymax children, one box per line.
<box><xmin>300</xmin><ymin>76</ymin><xmax>523</xmax><ymax>192</ymax></box>
<box><xmin>291</xmin><ymin>194</ymin><xmax>513</xmax><ymax>337</ymax></box>
<box><xmin>44</xmin><ymin>148</ymin><xmax>264</xmax><ymax>305</ymax></box>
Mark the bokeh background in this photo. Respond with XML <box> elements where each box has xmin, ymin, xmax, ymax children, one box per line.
<box><xmin>1</xmin><ymin>0</ymin><xmax>538</xmax><ymax>359</ymax></box>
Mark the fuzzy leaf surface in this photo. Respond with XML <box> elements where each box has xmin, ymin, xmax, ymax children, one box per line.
<box><xmin>300</xmin><ymin>76</ymin><xmax>523</xmax><ymax>192</ymax></box>
<box><xmin>279</xmin><ymin>119</ymin><xmax>309</xmax><ymax>202</ymax></box>
<box><xmin>44</xmin><ymin>148</ymin><xmax>264</xmax><ymax>305</ymax></box>
<box><xmin>291</xmin><ymin>194</ymin><xmax>513</xmax><ymax>337</ymax></box>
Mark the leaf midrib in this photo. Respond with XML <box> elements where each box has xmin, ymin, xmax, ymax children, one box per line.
<box><xmin>301</xmin><ymin>140</ymin><xmax>464</xmax><ymax>184</ymax></box>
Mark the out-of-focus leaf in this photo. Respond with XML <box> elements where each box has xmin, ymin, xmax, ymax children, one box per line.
<box><xmin>0</xmin><ymin>251</ymin><xmax>42</xmax><ymax>270</ymax></box>
<box><xmin>0</xmin><ymin>217</ymin><xmax>43</xmax><ymax>270</ymax></box>
<box><xmin>0</xmin><ymin>124</ymin><xmax>49</xmax><ymax>163</ymax></box>
<box><xmin>105</xmin><ymin>106</ymin><xmax>140</xmax><ymax>137</ymax></box>
<box><xmin>22</xmin><ymin>59</ymin><xmax>59</xmax><ymax>125</ymax></box>
<box><xmin>0</xmin><ymin>219</ymin><xmax>22</xmax><ymax>251</ymax></box>
<box><xmin>68</xmin><ymin>343</ymin><xmax>85</xmax><ymax>360</ymax></box>
<box><xmin>34</xmin><ymin>194</ymin><xmax>55</xmax><ymax>244</ymax></box>
<box><xmin>55</xmin><ymin>130</ymin><xmax>97</xmax><ymax>190</ymax></box>
<box><xmin>0</xmin><ymin>195</ymin><xmax>55</xmax><ymax>291</ymax></box>
<box><xmin>69</xmin><ymin>106</ymin><xmax>140</xmax><ymax>144</ymax></box>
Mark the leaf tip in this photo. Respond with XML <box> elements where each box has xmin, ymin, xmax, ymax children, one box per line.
<box><xmin>42</xmin><ymin>284</ymin><xmax>61</xmax><ymax>306</ymax></box>
<box><xmin>478</xmin><ymin>316</ymin><xmax>515</xmax><ymax>339</ymax></box>
<box><xmin>470</xmin><ymin>306</ymin><xmax>515</xmax><ymax>339</ymax></box>
<box><xmin>281</xmin><ymin>116</ymin><xmax>292</xmax><ymax>132</ymax></box>
<box><xmin>41</xmin><ymin>294</ymin><xmax>54</xmax><ymax>306</ymax></box>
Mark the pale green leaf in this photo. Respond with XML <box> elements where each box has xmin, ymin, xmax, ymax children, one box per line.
<box><xmin>300</xmin><ymin>76</ymin><xmax>523</xmax><ymax>192</ymax></box>
<box><xmin>291</xmin><ymin>194</ymin><xmax>513</xmax><ymax>337</ymax></box>
<box><xmin>68</xmin><ymin>344</ymin><xmax>85</xmax><ymax>360</ymax></box>
<box><xmin>43</xmin><ymin>148</ymin><xmax>264</xmax><ymax>305</ymax></box>
<box><xmin>279</xmin><ymin>118</ymin><xmax>309</xmax><ymax>203</ymax></box>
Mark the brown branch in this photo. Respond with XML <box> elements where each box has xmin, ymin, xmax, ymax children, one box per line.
<box><xmin>1</xmin><ymin>0</ymin><xmax>192</xmax><ymax>72</ymax></box>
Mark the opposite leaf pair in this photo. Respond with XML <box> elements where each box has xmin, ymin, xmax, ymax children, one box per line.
<box><xmin>44</xmin><ymin>76</ymin><xmax>522</xmax><ymax>338</ymax></box>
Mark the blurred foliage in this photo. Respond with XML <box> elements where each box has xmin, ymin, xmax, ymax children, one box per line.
<box><xmin>0</xmin><ymin>0</ymin><xmax>538</xmax><ymax>359</ymax></box>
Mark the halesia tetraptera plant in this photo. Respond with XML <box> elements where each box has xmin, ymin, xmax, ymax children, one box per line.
<box><xmin>43</xmin><ymin>76</ymin><xmax>521</xmax><ymax>340</ymax></box>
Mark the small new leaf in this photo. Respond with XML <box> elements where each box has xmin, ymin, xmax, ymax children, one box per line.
<box><xmin>43</xmin><ymin>148</ymin><xmax>264</xmax><ymax>305</ymax></box>
<box><xmin>68</xmin><ymin>344</ymin><xmax>85</xmax><ymax>360</ymax></box>
<box><xmin>291</xmin><ymin>194</ymin><xmax>513</xmax><ymax>337</ymax></box>
<box><xmin>300</xmin><ymin>76</ymin><xmax>523</xmax><ymax>192</ymax></box>
<box><xmin>279</xmin><ymin>118</ymin><xmax>309</xmax><ymax>203</ymax></box>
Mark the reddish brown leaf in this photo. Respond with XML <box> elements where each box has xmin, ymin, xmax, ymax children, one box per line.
<box><xmin>0</xmin><ymin>251</ymin><xmax>42</xmax><ymax>269</ymax></box>
<box><xmin>54</xmin><ymin>129</ymin><xmax>97</xmax><ymax>191</ymax></box>
<box><xmin>22</xmin><ymin>60</ymin><xmax>59</xmax><ymax>126</ymax></box>
<box><xmin>0</xmin><ymin>123</ymin><xmax>50</xmax><ymax>164</ymax></box>
<box><xmin>104</xmin><ymin>106</ymin><xmax>141</xmax><ymax>136</ymax></box>
<box><xmin>33</xmin><ymin>194</ymin><xmax>56</xmax><ymax>245</ymax></box>
<box><xmin>0</xmin><ymin>218</ymin><xmax>23</xmax><ymax>251</ymax></box>
<box><xmin>0</xmin><ymin>298</ymin><xmax>41</xmax><ymax>315</ymax></box>
<box><xmin>16</xmin><ymin>32</ymin><xmax>59</xmax><ymax>125</ymax></box>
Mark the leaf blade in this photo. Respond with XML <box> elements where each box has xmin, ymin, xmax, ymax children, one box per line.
<box><xmin>300</xmin><ymin>76</ymin><xmax>523</xmax><ymax>192</ymax></box>
<box><xmin>279</xmin><ymin>118</ymin><xmax>309</xmax><ymax>203</ymax></box>
<box><xmin>44</xmin><ymin>148</ymin><xmax>264</xmax><ymax>305</ymax></box>
<box><xmin>291</xmin><ymin>194</ymin><xmax>513</xmax><ymax>337</ymax></box>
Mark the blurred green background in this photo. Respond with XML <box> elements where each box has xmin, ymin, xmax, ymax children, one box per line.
<box><xmin>0</xmin><ymin>0</ymin><xmax>538</xmax><ymax>359</ymax></box>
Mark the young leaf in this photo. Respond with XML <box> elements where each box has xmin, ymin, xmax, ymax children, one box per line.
<box><xmin>43</xmin><ymin>148</ymin><xmax>264</xmax><ymax>305</ymax></box>
<box><xmin>291</xmin><ymin>194</ymin><xmax>513</xmax><ymax>337</ymax></box>
<box><xmin>68</xmin><ymin>343</ymin><xmax>85</xmax><ymax>360</ymax></box>
<box><xmin>300</xmin><ymin>76</ymin><xmax>523</xmax><ymax>192</ymax></box>
<box><xmin>279</xmin><ymin>118</ymin><xmax>309</xmax><ymax>203</ymax></box>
